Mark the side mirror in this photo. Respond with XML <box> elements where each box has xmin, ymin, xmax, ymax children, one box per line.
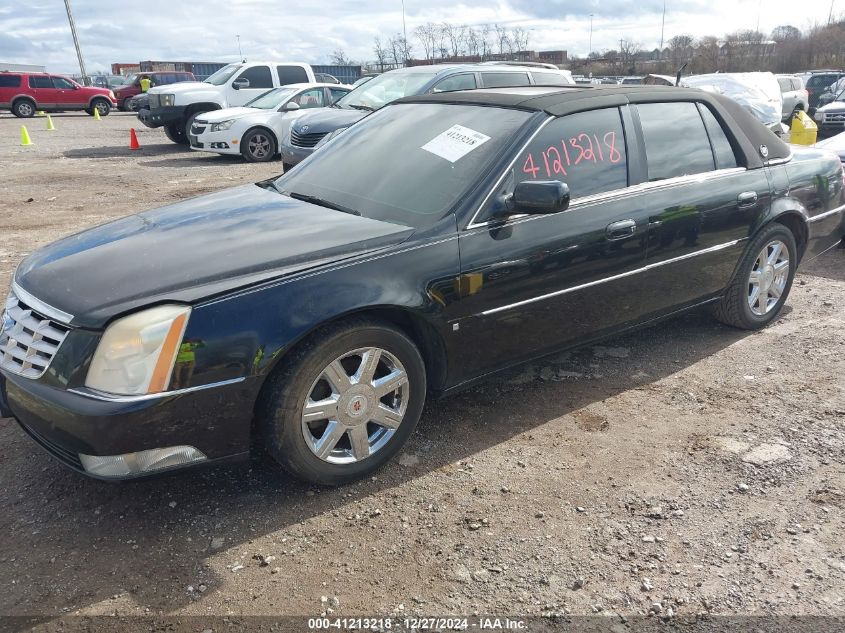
<box><xmin>282</xmin><ymin>101</ymin><xmax>300</xmax><ymax>111</ymax></box>
<box><xmin>511</xmin><ymin>180</ymin><xmax>570</xmax><ymax>214</ymax></box>
<box><xmin>232</xmin><ymin>78</ymin><xmax>250</xmax><ymax>90</ymax></box>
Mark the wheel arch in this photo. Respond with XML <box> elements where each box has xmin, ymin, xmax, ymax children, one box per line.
<box><xmin>252</xmin><ymin>305</ymin><xmax>449</xmax><ymax>415</ymax></box>
<box><xmin>185</xmin><ymin>102</ymin><xmax>222</xmax><ymax>118</ymax></box>
<box><xmin>12</xmin><ymin>95</ymin><xmax>36</xmax><ymax>109</ymax></box>
<box><xmin>87</xmin><ymin>95</ymin><xmax>110</xmax><ymax>107</ymax></box>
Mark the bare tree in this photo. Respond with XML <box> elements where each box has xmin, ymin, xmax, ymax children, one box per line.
<box><xmin>330</xmin><ymin>49</ymin><xmax>352</xmax><ymax>66</ymax></box>
<box><xmin>466</xmin><ymin>27</ymin><xmax>480</xmax><ymax>57</ymax></box>
<box><xmin>480</xmin><ymin>24</ymin><xmax>493</xmax><ymax>60</ymax></box>
<box><xmin>442</xmin><ymin>23</ymin><xmax>467</xmax><ymax>58</ymax></box>
<box><xmin>493</xmin><ymin>24</ymin><xmax>511</xmax><ymax>56</ymax></box>
<box><xmin>619</xmin><ymin>39</ymin><xmax>642</xmax><ymax>73</ymax></box>
<box><xmin>668</xmin><ymin>34</ymin><xmax>694</xmax><ymax>69</ymax></box>
<box><xmin>373</xmin><ymin>37</ymin><xmax>388</xmax><ymax>71</ymax></box>
<box><xmin>511</xmin><ymin>27</ymin><xmax>529</xmax><ymax>56</ymax></box>
<box><xmin>414</xmin><ymin>23</ymin><xmax>436</xmax><ymax>61</ymax></box>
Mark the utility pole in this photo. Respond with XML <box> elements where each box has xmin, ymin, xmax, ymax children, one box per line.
<box><xmin>588</xmin><ymin>14</ymin><xmax>593</xmax><ymax>57</ymax></box>
<box><xmin>62</xmin><ymin>0</ymin><xmax>88</xmax><ymax>85</ymax></box>
<box><xmin>829</xmin><ymin>0</ymin><xmax>836</xmax><ymax>24</ymax></box>
<box><xmin>401</xmin><ymin>0</ymin><xmax>408</xmax><ymax>64</ymax></box>
<box><xmin>659</xmin><ymin>0</ymin><xmax>666</xmax><ymax>57</ymax></box>
<box><xmin>236</xmin><ymin>35</ymin><xmax>244</xmax><ymax>61</ymax></box>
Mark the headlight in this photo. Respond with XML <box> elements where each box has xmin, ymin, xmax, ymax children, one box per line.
<box><xmin>210</xmin><ymin>119</ymin><xmax>235</xmax><ymax>132</ymax></box>
<box><xmin>814</xmin><ymin>112</ymin><xmax>824</xmax><ymax>122</ymax></box>
<box><xmin>85</xmin><ymin>305</ymin><xmax>191</xmax><ymax>396</ymax></box>
<box><xmin>160</xmin><ymin>93</ymin><xmax>175</xmax><ymax>107</ymax></box>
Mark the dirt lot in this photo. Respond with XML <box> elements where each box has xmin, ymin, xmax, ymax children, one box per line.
<box><xmin>0</xmin><ymin>112</ymin><xmax>843</xmax><ymax>625</ymax></box>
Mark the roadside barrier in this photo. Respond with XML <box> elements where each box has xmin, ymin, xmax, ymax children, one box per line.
<box><xmin>20</xmin><ymin>126</ymin><xmax>32</xmax><ymax>146</ymax></box>
<box><xmin>129</xmin><ymin>128</ymin><xmax>140</xmax><ymax>150</ymax></box>
<box><xmin>46</xmin><ymin>115</ymin><xmax>55</xmax><ymax>131</ymax></box>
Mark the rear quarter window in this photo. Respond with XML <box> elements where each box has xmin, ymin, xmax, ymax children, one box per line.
<box><xmin>530</xmin><ymin>71</ymin><xmax>572</xmax><ymax>86</ymax></box>
<box><xmin>637</xmin><ymin>101</ymin><xmax>715</xmax><ymax>181</ymax></box>
<box><xmin>0</xmin><ymin>75</ymin><xmax>21</xmax><ymax>88</ymax></box>
<box><xmin>481</xmin><ymin>72</ymin><xmax>531</xmax><ymax>88</ymax></box>
<box><xmin>277</xmin><ymin>65</ymin><xmax>309</xmax><ymax>85</ymax></box>
<box><xmin>516</xmin><ymin>107</ymin><xmax>628</xmax><ymax>199</ymax></box>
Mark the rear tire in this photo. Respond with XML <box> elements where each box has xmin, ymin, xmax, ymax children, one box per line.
<box><xmin>12</xmin><ymin>99</ymin><xmax>35</xmax><ymax>118</ymax></box>
<box><xmin>711</xmin><ymin>223</ymin><xmax>797</xmax><ymax>330</ymax></box>
<box><xmin>241</xmin><ymin>127</ymin><xmax>277</xmax><ymax>162</ymax></box>
<box><xmin>257</xmin><ymin>319</ymin><xmax>426</xmax><ymax>485</ymax></box>
<box><xmin>164</xmin><ymin>123</ymin><xmax>188</xmax><ymax>144</ymax></box>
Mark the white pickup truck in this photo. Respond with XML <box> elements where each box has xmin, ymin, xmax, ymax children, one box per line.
<box><xmin>138</xmin><ymin>61</ymin><xmax>317</xmax><ymax>144</ymax></box>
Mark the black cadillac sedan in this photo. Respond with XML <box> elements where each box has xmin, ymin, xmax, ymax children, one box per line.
<box><xmin>2</xmin><ymin>85</ymin><xmax>844</xmax><ymax>484</ymax></box>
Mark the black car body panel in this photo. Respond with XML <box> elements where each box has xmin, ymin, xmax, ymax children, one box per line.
<box><xmin>3</xmin><ymin>85</ymin><xmax>844</xmax><ymax>479</ymax></box>
<box><xmin>15</xmin><ymin>184</ymin><xmax>414</xmax><ymax>329</ymax></box>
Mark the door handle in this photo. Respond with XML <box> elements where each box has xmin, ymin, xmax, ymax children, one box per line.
<box><xmin>737</xmin><ymin>191</ymin><xmax>758</xmax><ymax>209</ymax></box>
<box><xmin>606</xmin><ymin>219</ymin><xmax>637</xmax><ymax>240</ymax></box>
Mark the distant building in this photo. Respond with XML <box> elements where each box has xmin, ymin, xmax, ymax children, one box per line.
<box><xmin>538</xmin><ymin>50</ymin><xmax>568</xmax><ymax>65</ymax></box>
<box><xmin>0</xmin><ymin>63</ymin><xmax>46</xmax><ymax>73</ymax></box>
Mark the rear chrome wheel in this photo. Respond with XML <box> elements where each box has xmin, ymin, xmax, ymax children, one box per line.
<box><xmin>748</xmin><ymin>240</ymin><xmax>790</xmax><ymax>316</ymax></box>
<box><xmin>259</xmin><ymin>319</ymin><xmax>426</xmax><ymax>485</ymax></box>
<box><xmin>301</xmin><ymin>347</ymin><xmax>409</xmax><ymax>464</ymax></box>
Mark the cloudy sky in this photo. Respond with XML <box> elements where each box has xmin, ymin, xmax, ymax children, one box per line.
<box><xmin>0</xmin><ymin>0</ymin><xmax>839</xmax><ymax>74</ymax></box>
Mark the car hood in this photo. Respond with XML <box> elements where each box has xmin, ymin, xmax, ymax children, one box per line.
<box><xmin>15</xmin><ymin>184</ymin><xmax>414</xmax><ymax>329</ymax></box>
<box><xmin>197</xmin><ymin>107</ymin><xmax>261</xmax><ymax>123</ymax></box>
<box><xmin>817</xmin><ymin>101</ymin><xmax>845</xmax><ymax>113</ymax></box>
<box><xmin>291</xmin><ymin>107</ymin><xmax>368</xmax><ymax>135</ymax></box>
<box><xmin>148</xmin><ymin>81</ymin><xmax>209</xmax><ymax>94</ymax></box>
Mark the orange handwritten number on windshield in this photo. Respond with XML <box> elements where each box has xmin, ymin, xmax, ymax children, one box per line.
<box><xmin>523</xmin><ymin>153</ymin><xmax>540</xmax><ymax>179</ymax></box>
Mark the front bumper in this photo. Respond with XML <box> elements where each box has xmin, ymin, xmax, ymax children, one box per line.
<box><xmin>279</xmin><ymin>141</ymin><xmax>313</xmax><ymax>166</ymax></box>
<box><xmin>138</xmin><ymin>105</ymin><xmax>188</xmax><ymax>129</ymax></box>
<box><xmin>190</xmin><ymin>128</ymin><xmax>241</xmax><ymax>155</ymax></box>
<box><xmin>1</xmin><ymin>371</ymin><xmax>255</xmax><ymax>480</ymax></box>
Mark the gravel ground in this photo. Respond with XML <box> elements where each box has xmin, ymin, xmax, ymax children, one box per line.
<box><xmin>0</xmin><ymin>112</ymin><xmax>843</xmax><ymax>624</ymax></box>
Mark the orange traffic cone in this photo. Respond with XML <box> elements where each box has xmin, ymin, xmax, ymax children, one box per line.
<box><xmin>129</xmin><ymin>128</ymin><xmax>140</xmax><ymax>150</ymax></box>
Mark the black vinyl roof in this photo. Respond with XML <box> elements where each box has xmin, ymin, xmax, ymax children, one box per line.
<box><xmin>398</xmin><ymin>84</ymin><xmax>791</xmax><ymax>166</ymax></box>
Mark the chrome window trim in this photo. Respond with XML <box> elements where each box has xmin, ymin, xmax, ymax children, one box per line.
<box><xmin>765</xmin><ymin>153</ymin><xmax>793</xmax><ymax>167</ymax></box>
<box><xmin>466</xmin><ymin>166</ymin><xmax>748</xmax><ymax>232</ymax></box>
<box><xmin>10</xmin><ymin>280</ymin><xmax>74</xmax><ymax>325</ymax></box>
<box><xmin>478</xmin><ymin>239</ymin><xmax>743</xmax><ymax>317</ymax></box>
<box><xmin>68</xmin><ymin>377</ymin><xmax>246</xmax><ymax>403</ymax></box>
<box><xmin>807</xmin><ymin>203</ymin><xmax>845</xmax><ymax>222</ymax></box>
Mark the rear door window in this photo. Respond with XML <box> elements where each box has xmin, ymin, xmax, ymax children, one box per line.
<box><xmin>237</xmin><ymin>66</ymin><xmax>273</xmax><ymax>89</ymax></box>
<box><xmin>294</xmin><ymin>88</ymin><xmax>325</xmax><ymax>108</ymax></box>
<box><xmin>481</xmin><ymin>72</ymin><xmax>530</xmax><ymax>88</ymax></box>
<box><xmin>0</xmin><ymin>75</ymin><xmax>21</xmax><ymax>87</ymax></box>
<box><xmin>777</xmin><ymin>77</ymin><xmax>792</xmax><ymax>93</ymax></box>
<box><xmin>637</xmin><ymin>102</ymin><xmax>715</xmax><ymax>181</ymax></box>
<box><xmin>51</xmin><ymin>77</ymin><xmax>76</xmax><ymax>89</ymax></box>
<box><xmin>277</xmin><ymin>65</ymin><xmax>309</xmax><ymax>85</ymax></box>
<box><xmin>28</xmin><ymin>76</ymin><xmax>53</xmax><ymax>88</ymax></box>
<box><xmin>432</xmin><ymin>73</ymin><xmax>477</xmax><ymax>93</ymax></box>
<box><xmin>516</xmin><ymin>107</ymin><xmax>628</xmax><ymax>199</ymax></box>
<box><xmin>697</xmin><ymin>104</ymin><xmax>739</xmax><ymax>170</ymax></box>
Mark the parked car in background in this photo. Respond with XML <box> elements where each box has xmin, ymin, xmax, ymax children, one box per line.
<box><xmin>314</xmin><ymin>73</ymin><xmax>341</xmax><ymax>84</ymax></box>
<box><xmin>804</xmin><ymin>70</ymin><xmax>845</xmax><ymax>111</ymax></box>
<box><xmin>681</xmin><ymin>72</ymin><xmax>784</xmax><ymax>135</ymax></box>
<box><xmin>776</xmin><ymin>74</ymin><xmax>808</xmax><ymax>120</ymax></box>
<box><xmin>813</xmin><ymin>95</ymin><xmax>845</xmax><ymax>136</ymax></box>
<box><xmin>280</xmin><ymin>63</ymin><xmax>575</xmax><ymax>168</ymax></box>
<box><xmin>0</xmin><ymin>71</ymin><xmax>116</xmax><ymax>117</ymax></box>
<box><xmin>115</xmin><ymin>71</ymin><xmax>195</xmax><ymax>112</ymax></box>
<box><xmin>190</xmin><ymin>83</ymin><xmax>351</xmax><ymax>162</ymax></box>
<box><xmin>139</xmin><ymin>62</ymin><xmax>319</xmax><ymax>144</ymax></box>
<box><xmin>92</xmin><ymin>75</ymin><xmax>128</xmax><ymax>90</ymax></box>
<box><xmin>816</xmin><ymin>76</ymin><xmax>845</xmax><ymax>110</ymax></box>
<box><xmin>815</xmin><ymin>129</ymin><xmax>845</xmax><ymax>162</ymax></box>
<box><xmin>3</xmin><ymin>85</ymin><xmax>843</xmax><ymax>485</ymax></box>
<box><xmin>619</xmin><ymin>76</ymin><xmax>643</xmax><ymax>85</ymax></box>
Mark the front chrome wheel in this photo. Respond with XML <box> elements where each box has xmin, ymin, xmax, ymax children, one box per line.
<box><xmin>301</xmin><ymin>347</ymin><xmax>409</xmax><ymax>464</ymax></box>
<box><xmin>748</xmin><ymin>240</ymin><xmax>790</xmax><ymax>316</ymax></box>
<box><xmin>247</xmin><ymin>133</ymin><xmax>272</xmax><ymax>159</ymax></box>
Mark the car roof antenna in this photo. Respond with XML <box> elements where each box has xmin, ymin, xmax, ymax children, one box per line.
<box><xmin>675</xmin><ymin>62</ymin><xmax>689</xmax><ymax>87</ymax></box>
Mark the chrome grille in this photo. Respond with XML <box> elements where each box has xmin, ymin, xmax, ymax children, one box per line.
<box><xmin>290</xmin><ymin>130</ymin><xmax>328</xmax><ymax>148</ymax></box>
<box><xmin>0</xmin><ymin>292</ymin><xmax>70</xmax><ymax>379</ymax></box>
<box><xmin>824</xmin><ymin>112</ymin><xmax>845</xmax><ymax>123</ymax></box>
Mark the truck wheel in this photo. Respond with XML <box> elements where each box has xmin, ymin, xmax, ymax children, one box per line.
<box><xmin>164</xmin><ymin>124</ymin><xmax>188</xmax><ymax>144</ymax></box>
<box><xmin>87</xmin><ymin>98</ymin><xmax>111</xmax><ymax>116</ymax></box>
<box><xmin>241</xmin><ymin>128</ymin><xmax>277</xmax><ymax>162</ymax></box>
<box><xmin>257</xmin><ymin>319</ymin><xmax>426</xmax><ymax>485</ymax></box>
<box><xmin>12</xmin><ymin>99</ymin><xmax>35</xmax><ymax>118</ymax></box>
<box><xmin>711</xmin><ymin>223</ymin><xmax>797</xmax><ymax>330</ymax></box>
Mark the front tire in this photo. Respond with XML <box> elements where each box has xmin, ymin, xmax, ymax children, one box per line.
<box><xmin>164</xmin><ymin>123</ymin><xmax>188</xmax><ymax>144</ymax></box>
<box><xmin>712</xmin><ymin>223</ymin><xmax>797</xmax><ymax>330</ymax></box>
<box><xmin>258</xmin><ymin>319</ymin><xmax>426</xmax><ymax>485</ymax></box>
<box><xmin>87</xmin><ymin>98</ymin><xmax>111</xmax><ymax>116</ymax></box>
<box><xmin>241</xmin><ymin>127</ymin><xmax>277</xmax><ymax>162</ymax></box>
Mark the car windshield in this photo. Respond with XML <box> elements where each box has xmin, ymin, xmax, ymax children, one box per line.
<box><xmin>245</xmin><ymin>87</ymin><xmax>299</xmax><ymax>109</ymax></box>
<box><xmin>334</xmin><ymin>70</ymin><xmax>440</xmax><ymax>110</ymax></box>
<box><xmin>204</xmin><ymin>64</ymin><xmax>241</xmax><ymax>86</ymax></box>
<box><xmin>122</xmin><ymin>74</ymin><xmax>138</xmax><ymax>85</ymax></box>
<box><xmin>273</xmin><ymin>103</ymin><xmax>533</xmax><ymax>229</ymax></box>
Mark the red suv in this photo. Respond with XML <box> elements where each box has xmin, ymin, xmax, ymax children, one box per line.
<box><xmin>114</xmin><ymin>71</ymin><xmax>195</xmax><ymax>111</ymax></box>
<box><xmin>0</xmin><ymin>72</ymin><xmax>117</xmax><ymax>118</ymax></box>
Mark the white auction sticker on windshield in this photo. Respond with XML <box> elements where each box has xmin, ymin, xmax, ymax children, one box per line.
<box><xmin>421</xmin><ymin>124</ymin><xmax>491</xmax><ymax>163</ymax></box>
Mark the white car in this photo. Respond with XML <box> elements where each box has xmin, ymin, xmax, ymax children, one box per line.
<box><xmin>189</xmin><ymin>83</ymin><xmax>351</xmax><ymax>162</ymax></box>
